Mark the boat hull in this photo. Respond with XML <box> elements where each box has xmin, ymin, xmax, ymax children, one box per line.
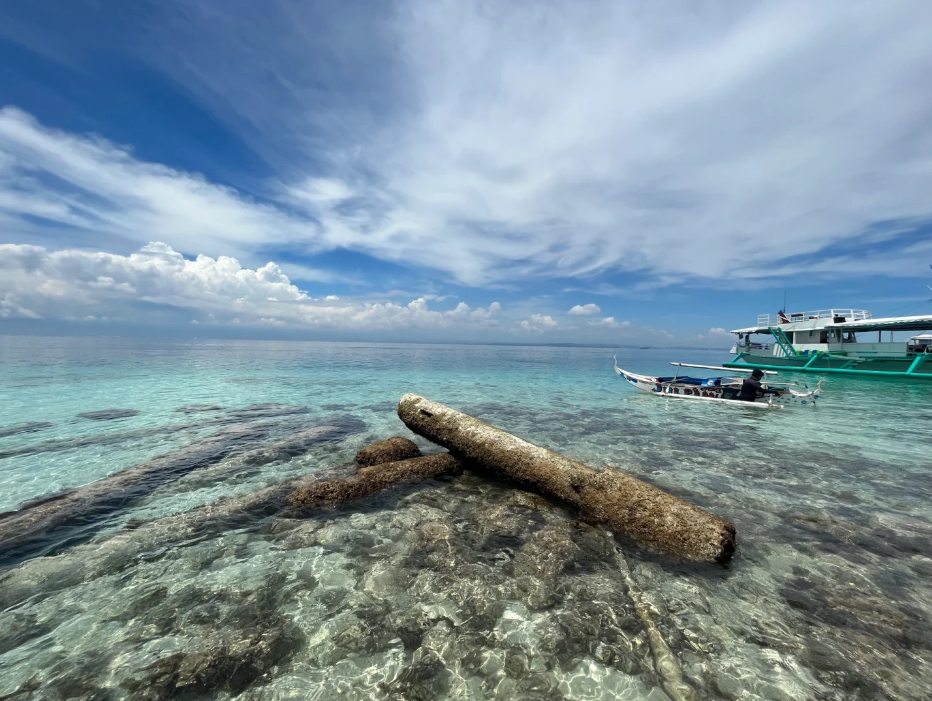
<box><xmin>614</xmin><ymin>365</ymin><xmax>820</xmax><ymax>408</ymax></box>
<box><xmin>725</xmin><ymin>352</ymin><xmax>932</xmax><ymax>379</ymax></box>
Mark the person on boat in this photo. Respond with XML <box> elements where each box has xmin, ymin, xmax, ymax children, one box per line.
<box><xmin>736</xmin><ymin>369</ymin><xmax>785</xmax><ymax>402</ymax></box>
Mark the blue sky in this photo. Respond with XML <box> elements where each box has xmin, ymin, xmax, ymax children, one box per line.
<box><xmin>1</xmin><ymin>0</ymin><xmax>931</xmax><ymax>345</ymax></box>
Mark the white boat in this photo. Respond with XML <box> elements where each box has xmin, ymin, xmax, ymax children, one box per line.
<box><xmin>726</xmin><ymin>308</ymin><xmax>932</xmax><ymax>379</ymax></box>
<box><xmin>614</xmin><ymin>358</ymin><xmax>822</xmax><ymax>409</ymax></box>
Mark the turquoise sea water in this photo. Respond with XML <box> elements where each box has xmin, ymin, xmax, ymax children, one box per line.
<box><xmin>1</xmin><ymin>336</ymin><xmax>931</xmax><ymax>700</ymax></box>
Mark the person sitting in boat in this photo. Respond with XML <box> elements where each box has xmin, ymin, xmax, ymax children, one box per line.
<box><xmin>736</xmin><ymin>369</ymin><xmax>785</xmax><ymax>402</ymax></box>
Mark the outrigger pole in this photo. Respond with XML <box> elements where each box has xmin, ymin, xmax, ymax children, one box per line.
<box><xmin>670</xmin><ymin>362</ymin><xmax>777</xmax><ymax>375</ymax></box>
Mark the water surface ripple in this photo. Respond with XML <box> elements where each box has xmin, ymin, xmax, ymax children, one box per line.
<box><xmin>1</xmin><ymin>337</ymin><xmax>930</xmax><ymax>700</ymax></box>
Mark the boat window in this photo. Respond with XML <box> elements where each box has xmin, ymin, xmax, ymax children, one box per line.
<box><xmin>819</xmin><ymin>331</ymin><xmax>828</xmax><ymax>343</ymax></box>
<box><xmin>842</xmin><ymin>331</ymin><xmax>857</xmax><ymax>343</ymax></box>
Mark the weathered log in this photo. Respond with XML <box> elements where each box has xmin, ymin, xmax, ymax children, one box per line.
<box><xmin>397</xmin><ymin>394</ymin><xmax>736</xmax><ymax>563</ymax></box>
<box><xmin>355</xmin><ymin>436</ymin><xmax>421</xmax><ymax>467</ymax></box>
<box><xmin>288</xmin><ymin>453</ymin><xmax>462</xmax><ymax>509</ymax></box>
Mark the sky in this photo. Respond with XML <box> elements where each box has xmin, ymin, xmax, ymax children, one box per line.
<box><xmin>1</xmin><ymin>0</ymin><xmax>931</xmax><ymax>346</ymax></box>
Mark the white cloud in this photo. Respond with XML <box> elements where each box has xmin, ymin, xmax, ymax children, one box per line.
<box><xmin>568</xmin><ymin>303</ymin><xmax>601</xmax><ymax>316</ymax></box>
<box><xmin>118</xmin><ymin>0</ymin><xmax>932</xmax><ymax>288</ymax></box>
<box><xmin>0</xmin><ymin>242</ymin><xmax>502</xmax><ymax>331</ymax></box>
<box><xmin>707</xmin><ymin>327</ymin><xmax>733</xmax><ymax>337</ymax></box>
<box><xmin>3</xmin><ymin>2</ymin><xmax>932</xmax><ymax>295</ymax></box>
<box><xmin>0</xmin><ymin>108</ymin><xmax>313</xmax><ymax>262</ymax></box>
<box><xmin>518</xmin><ymin>314</ymin><xmax>558</xmax><ymax>333</ymax></box>
<box><xmin>590</xmin><ymin>317</ymin><xmax>631</xmax><ymax>328</ymax></box>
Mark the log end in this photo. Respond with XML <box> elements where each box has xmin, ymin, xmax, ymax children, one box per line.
<box><xmin>355</xmin><ymin>437</ymin><xmax>421</xmax><ymax>467</ymax></box>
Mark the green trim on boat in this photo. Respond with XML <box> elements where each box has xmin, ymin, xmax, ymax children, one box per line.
<box><xmin>907</xmin><ymin>354</ymin><xmax>928</xmax><ymax>375</ymax></box>
<box><xmin>724</xmin><ymin>358</ymin><xmax>932</xmax><ymax>379</ymax></box>
<box><xmin>768</xmin><ymin>327</ymin><xmax>796</xmax><ymax>358</ymax></box>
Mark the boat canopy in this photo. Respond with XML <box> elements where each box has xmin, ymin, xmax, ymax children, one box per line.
<box><xmin>731</xmin><ymin>313</ymin><xmax>932</xmax><ymax>334</ymax></box>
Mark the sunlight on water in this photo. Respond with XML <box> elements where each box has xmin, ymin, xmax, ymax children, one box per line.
<box><xmin>1</xmin><ymin>336</ymin><xmax>930</xmax><ymax>700</ymax></box>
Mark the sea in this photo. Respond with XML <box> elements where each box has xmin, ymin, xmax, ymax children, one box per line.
<box><xmin>1</xmin><ymin>335</ymin><xmax>930</xmax><ymax>701</ymax></box>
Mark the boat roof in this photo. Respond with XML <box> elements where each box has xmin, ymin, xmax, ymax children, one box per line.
<box><xmin>732</xmin><ymin>312</ymin><xmax>932</xmax><ymax>334</ymax></box>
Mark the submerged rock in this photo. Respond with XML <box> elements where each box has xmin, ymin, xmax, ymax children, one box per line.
<box><xmin>123</xmin><ymin>621</ymin><xmax>305</xmax><ymax>699</ymax></box>
<box><xmin>77</xmin><ymin>409</ymin><xmax>140</xmax><ymax>421</ymax></box>
<box><xmin>225</xmin><ymin>403</ymin><xmax>310</xmax><ymax>420</ymax></box>
<box><xmin>0</xmin><ymin>424</ymin><xmax>269</xmax><ymax>564</ymax></box>
<box><xmin>173</xmin><ymin>403</ymin><xmax>224</xmax><ymax>414</ymax></box>
<box><xmin>0</xmin><ymin>421</ymin><xmax>53</xmax><ymax>439</ymax></box>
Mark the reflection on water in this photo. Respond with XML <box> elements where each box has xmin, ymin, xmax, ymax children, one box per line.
<box><xmin>1</xmin><ymin>337</ymin><xmax>931</xmax><ymax>700</ymax></box>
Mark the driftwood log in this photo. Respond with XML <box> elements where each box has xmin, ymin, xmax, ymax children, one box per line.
<box><xmin>354</xmin><ymin>436</ymin><xmax>421</xmax><ymax>467</ymax></box>
<box><xmin>289</xmin><ymin>453</ymin><xmax>461</xmax><ymax>509</ymax></box>
<box><xmin>397</xmin><ymin>394</ymin><xmax>736</xmax><ymax>563</ymax></box>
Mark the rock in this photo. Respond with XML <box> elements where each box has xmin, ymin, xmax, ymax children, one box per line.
<box><xmin>225</xmin><ymin>403</ymin><xmax>310</xmax><ymax>420</ymax></box>
<box><xmin>0</xmin><ymin>424</ymin><xmax>270</xmax><ymax>564</ymax></box>
<box><xmin>355</xmin><ymin>436</ymin><xmax>422</xmax><ymax>467</ymax></box>
<box><xmin>0</xmin><ymin>421</ymin><xmax>53</xmax><ymax>438</ymax></box>
<box><xmin>173</xmin><ymin>404</ymin><xmax>223</xmax><ymax>413</ymax></box>
<box><xmin>77</xmin><ymin>409</ymin><xmax>140</xmax><ymax>421</ymax></box>
<box><xmin>240</xmin><ymin>425</ymin><xmax>353</xmax><ymax>466</ymax></box>
<box><xmin>123</xmin><ymin>621</ymin><xmax>305</xmax><ymax>699</ymax></box>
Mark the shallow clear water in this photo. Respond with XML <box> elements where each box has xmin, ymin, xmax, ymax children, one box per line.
<box><xmin>1</xmin><ymin>336</ymin><xmax>931</xmax><ymax>700</ymax></box>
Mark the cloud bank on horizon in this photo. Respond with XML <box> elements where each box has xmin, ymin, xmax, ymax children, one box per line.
<box><xmin>1</xmin><ymin>0</ymin><xmax>931</xmax><ymax>342</ymax></box>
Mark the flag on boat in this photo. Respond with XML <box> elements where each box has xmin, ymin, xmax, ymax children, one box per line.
<box><xmin>778</xmin><ymin>310</ymin><xmax>790</xmax><ymax>324</ymax></box>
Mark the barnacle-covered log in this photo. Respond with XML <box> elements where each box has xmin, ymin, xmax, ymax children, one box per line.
<box><xmin>355</xmin><ymin>436</ymin><xmax>421</xmax><ymax>467</ymax></box>
<box><xmin>288</xmin><ymin>453</ymin><xmax>462</xmax><ymax>509</ymax></box>
<box><xmin>397</xmin><ymin>394</ymin><xmax>736</xmax><ymax>563</ymax></box>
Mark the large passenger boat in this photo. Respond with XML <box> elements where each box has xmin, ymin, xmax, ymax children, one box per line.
<box><xmin>724</xmin><ymin>309</ymin><xmax>932</xmax><ymax>378</ymax></box>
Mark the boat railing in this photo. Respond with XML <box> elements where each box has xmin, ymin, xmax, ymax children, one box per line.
<box><xmin>756</xmin><ymin>309</ymin><xmax>872</xmax><ymax>327</ymax></box>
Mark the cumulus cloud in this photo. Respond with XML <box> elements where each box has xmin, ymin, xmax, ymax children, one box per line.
<box><xmin>518</xmin><ymin>314</ymin><xmax>558</xmax><ymax>333</ymax></box>
<box><xmin>707</xmin><ymin>327</ymin><xmax>733</xmax><ymax>337</ymax></box>
<box><xmin>0</xmin><ymin>242</ymin><xmax>502</xmax><ymax>331</ymax></box>
<box><xmin>568</xmin><ymin>303</ymin><xmax>601</xmax><ymax>316</ymax></box>
<box><xmin>4</xmin><ymin>1</ymin><xmax>932</xmax><ymax>289</ymax></box>
<box><xmin>590</xmin><ymin>317</ymin><xmax>631</xmax><ymax>328</ymax></box>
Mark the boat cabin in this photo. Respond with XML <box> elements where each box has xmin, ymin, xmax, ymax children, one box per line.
<box><xmin>726</xmin><ymin>308</ymin><xmax>932</xmax><ymax>377</ymax></box>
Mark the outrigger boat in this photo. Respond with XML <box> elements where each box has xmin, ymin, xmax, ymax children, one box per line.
<box><xmin>614</xmin><ymin>358</ymin><xmax>822</xmax><ymax>409</ymax></box>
